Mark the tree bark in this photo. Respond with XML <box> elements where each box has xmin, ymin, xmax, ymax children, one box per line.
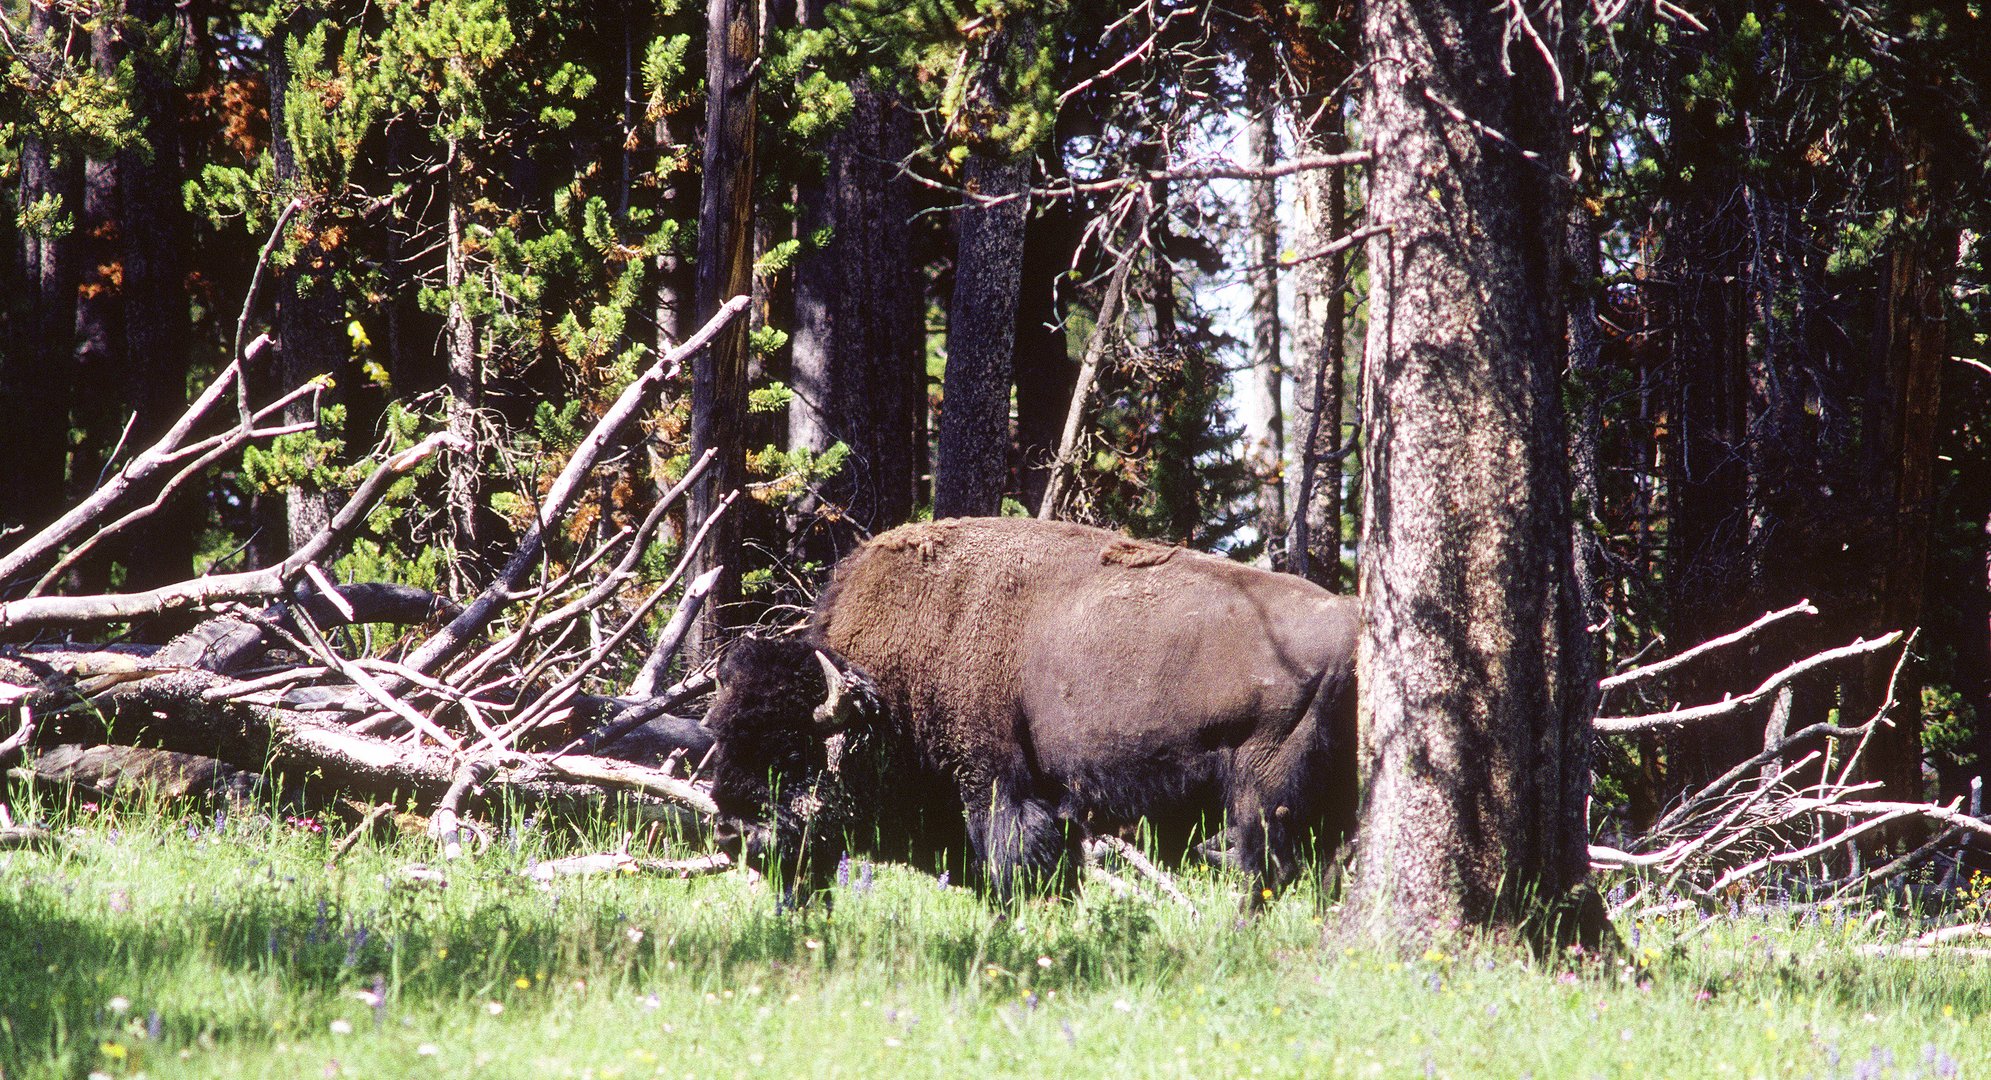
<box><xmin>685</xmin><ymin>0</ymin><xmax>758</xmax><ymax>663</ymax></box>
<box><xmin>1344</xmin><ymin>0</ymin><xmax>1599</xmax><ymax>948</ymax></box>
<box><xmin>1244</xmin><ymin>41</ymin><xmax>1286</xmax><ymax>563</ymax></box>
<box><xmin>933</xmin><ymin>11</ymin><xmax>1038</xmax><ymax>520</ymax></box>
<box><xmin>2</xmin><ymin>0</ymin><xmax>85</xmax><ymax>552</ymax></box>
<box><xmin>788</xmin><ymin>77</ymin><xmax>922</xmax><ymax>548</ymax></box>
<box><xmin>1287</xmin><ymin>99</ymin><xmax>1348</xmax><ymax>589</ymax></box>
<box><xmin>1861</xmin><ymin>132</ymin><xmax>1956</xmax><ymax>804</ymax></box>
<box><xmin>269</xmin><ymin>14</ymin><xmax>345</xmax><ymax>557</ymax></box>
<box><xmin>110</xmin><ymin>0</ymin><xmax>197</xmax><ymax>591</ymax></box>
<box><xmin>1012</xmin><ymin>193</ymin><xmax>1078</xmax><ymax>514</ymax></box>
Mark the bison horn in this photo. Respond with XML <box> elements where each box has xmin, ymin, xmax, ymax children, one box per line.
<box><xmin>811</xmin><ymin>649</ymin><xmax>853</xmax><ymax>732</ymax></box>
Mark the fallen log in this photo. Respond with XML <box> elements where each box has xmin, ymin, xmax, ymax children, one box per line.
<box><xmin>3</xmin><ymin>656</ymin><xmax>713</xmax><ymax>821</ymax></box>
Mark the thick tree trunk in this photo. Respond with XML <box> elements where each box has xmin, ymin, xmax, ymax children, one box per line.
<box><xmin>1345</xmin><ymin>0</ymin><xmax>1598</xmax><ymax>948</ymax></box>
<box><xmin>685</xmin><ymin>0</ymin><xmax>758</xmax><ymax>663</ymax></box>
<box><xmin>933</xmin><ymin>11</ymin><xmax>1037</xmax><ymax>520</ymax></box>
<box><xmin>2</xmin><ymin>0</ymin><xmax>85</xmax><ymax>549</ymax></box>
<box><xmin>1244</xmin><ymin>43</ymin><xmax>1286</xmax><ymax>563</ymax></box>
<box><xmin>789</xmin><ymin>79</ymin><xmax>923</xmax><ymax>548</ymax></box>
<box><xmin>1287</xmin><ymin>102</ymin><xmax>1348</xmax><ymax>589</ymax></box>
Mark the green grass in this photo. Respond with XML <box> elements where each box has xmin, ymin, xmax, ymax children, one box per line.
<box><xmin>1</xmin><ymin>786</ymin><xmax>1986</xmax><ymax>1079</ymax></box>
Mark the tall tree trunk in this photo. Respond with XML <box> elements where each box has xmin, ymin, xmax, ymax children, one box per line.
<box><xmin>933</xmin><ymin>11</ymin><xmax>1037</xmax><ymax>520</ymax></box>
<box><xmin>441</xmin><ymin>136</ymin><xmax>489</xmax><ymax>584</ymax></box>
<box><xmin>1012</xmin><ymin>192</ymin><xmax>1078</xmax><ymax>514</ymax></box>
<box><xmin>1658</xmin><ymin>106</ymin><xmax>1753</xmax><ymax>791</ymax></box>
<box><xmin>653</xmin><ymin>98</ymin><xmax>698</xmax><ymax>349</ymax></box>
<box><xmin>2</xmin><ymin>0</ymin><xmax>85</xmax><ymax>552</ymax></box>
<box><xmin>685</xmin><ymin>0</ymin><xmax>758</xmax><ymax>663</ymax></box>
<box><xmin>1244</xmin><ymin>42</ymin><xmax>1286</xmax><ymax>564</ymax></box>
<box><xmin>789</xmin><ymin>77</ymin><xmax>922</xmax><ymax>551</ymax></box>
<box><xmin>269</xmin><ymin>15</ymin><xmax>345</xmax><ymax>558</ymax></box>
<box><xmin>1567</xmin><ymin>190</ymin><xmax>1609</xmax><ymax>675</ymax></box>
<box><xmin>1288</xmin><ymin>100</ymin><xmax>1348</xmax><ymax>589</ymax></box>
<box><xmin>111</xmin><ymin>0</ymin><xmax>196</xmax><ymax>590</ymax></box>
<box><xmin>71</xmin><ymin>132</ymin><xmax>124</xmax><ymax>592</ymax></box>
<box><xmin>1861</xmin><ymin>133</ymin><xmax>1956</xmax><ymax>803</ymax></box>
<box><xmin>1345</xmin><ymin>0</ymin><xmax>1599</xmax><ymax>948</ymax></box>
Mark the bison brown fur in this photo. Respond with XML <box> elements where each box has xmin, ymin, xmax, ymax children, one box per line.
<box><xmin>703</xmin><ymin>517</ymin><xmax>1359</xmax><ymax>904</ymax></box>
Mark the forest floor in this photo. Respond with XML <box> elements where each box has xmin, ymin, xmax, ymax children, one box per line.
<box><xmin>1</xmin><ymin>785</ymin><xmax>1985</xmax><ymax>1079</ymax></box>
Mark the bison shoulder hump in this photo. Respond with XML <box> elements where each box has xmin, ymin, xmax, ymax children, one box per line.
<box><xmin>1099</xmin><ymin>537</ymin><xmax>1179</xmax><ymax>568</ymax></box>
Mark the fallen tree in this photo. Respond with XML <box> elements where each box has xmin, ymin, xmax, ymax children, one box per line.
<box><xmin>0</xmin><ymin>296</ymin><xmax>754</xmax><ymax>840</ymax></box>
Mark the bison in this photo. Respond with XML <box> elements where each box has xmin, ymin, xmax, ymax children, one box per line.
<box><xmin>703</xmin><ymin>517</ymin><xmax>1359</xmax><ymax>903</ymax></box>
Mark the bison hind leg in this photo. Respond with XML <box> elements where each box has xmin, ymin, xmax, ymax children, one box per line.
<box><xmin>970</xmin><ymin>790</ymin><xmax>1078</xmax><ymax>903</ymax></box>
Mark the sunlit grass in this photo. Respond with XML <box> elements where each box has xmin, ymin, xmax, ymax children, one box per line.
<box><xmin>1</xmin><ymin>782</ymin><xmax>1985</xmax><ymax>1078</ymax></box>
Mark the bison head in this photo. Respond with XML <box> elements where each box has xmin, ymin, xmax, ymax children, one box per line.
<box><xmin>702</xmin><ymin>636</ymin><xmax>882</xmax><ymax>894</ymax></box>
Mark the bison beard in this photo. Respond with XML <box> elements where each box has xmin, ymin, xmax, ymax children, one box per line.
<box><xmin>702</xmin><ymin>517</ymin><xmax>1360</xmax><ymax>905</ymax></box>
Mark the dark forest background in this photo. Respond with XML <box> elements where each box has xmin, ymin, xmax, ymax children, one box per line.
<box><xmin>3</xmin><ymin>0</ymin><xmax>1988</xmax><ymax>828</ymax></box>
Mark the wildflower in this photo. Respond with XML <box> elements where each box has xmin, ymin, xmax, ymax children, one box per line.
<box><xmin>1421</xmin><ymin>948</ymin><xmax>1448</xmax><ymax>964</ymax></box>
<box><xmin>1694</xmin><ymin>989</ymin><xmax>1713</xmax><ymax>1002</ymax></box>
<box><xmin>805</xmin><ymin>938</ymin><xmax>823</xmax><ymax>951</ymax></box>
<box><xmin>641</xmin><ymin>994</ymin><xmax>661</xmax><ymax>1010</ymax></box>
<box><xmin>857</xmin><ymin>860</ymin><xmax>874</xmax><ymax>894</ymax></box>
<box><xmin>936</xmin><ymin>871</ymin><xmax>950</xmax><ymax>889</ymax></box>
<box><xmin>99</xmin><ymin>1041</ymin><xmax>126</xmax><ymax>1060</ymax></box>
<box><xmin>485</xmin><ymin>1001</ymin><xmax>504</xmax><ymax>1016</ymax></box>
<box><xmin>107</xmin><ymin>996</ymin><xmax>131</xmax><ymax>1014</ymax></box>
<box><xmin>329</xmin><ymin>1019</ymin><xmax>352</xmax><ymax>1035</ymax></box>
<box><xmin>1112</xmin><ymin>999</ymin><xmax>1133</xmax><ymax>1013</ymax></box>
<box><xmin>1037</xmin><ymin>955</ymin><xmax>1053</xmax><ymax>969</ymax></box>
<box><xmin>417</xmin><ymin>1044</ymin><xmax>440</xmax><ymax>1057</ymax></box>
<box><xmin>626</xmin><ymin>927</ymin><xmax>645</xmax><ymax>944</ymax></box>
<box><xmin>146</xmin><ymin>1010</ymin><xmax>161</xmax><ymax>1040</ymax></box>
<box><xmin>515</xmin><ymin>977</ymin><xmax>531</xmax><ymax>989</ymax></box>
<box><xmin>837</xmin><ymin>852</ymin><xmax>851</xmax><ymax>888</ymax></box>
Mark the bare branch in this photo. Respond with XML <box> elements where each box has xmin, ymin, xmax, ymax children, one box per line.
<box><xmin>1599</xmin><ymin>599</ymin><xmax>1819</xmax><ymax>690</ymax></box>
<box><xmin>1594</xmin><ymin>631</ymin><xmax>1903</xmax><ymax>733</ymax></box>
<box><xmin>0</xmin><ymin>433</ymin><xmax>461</xmax><ymax>630</ymax></box>
<box><xmin>398</xmin><ymin>295</ymin><xmax>752</xmax><ymax>678</ymax></box>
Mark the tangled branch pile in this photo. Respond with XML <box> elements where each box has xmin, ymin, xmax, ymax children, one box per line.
<box><xmin>0</xmin><ymin>301</ymin><xmax>756</xmax><ymax>859</ymax></box>
<box><xmin>1589</xmin><ymin>602</ymin><xmax>1991</xmax><ymax>955</ymax></box>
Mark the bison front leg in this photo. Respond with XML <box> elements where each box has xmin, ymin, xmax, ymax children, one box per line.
<box><xmin>965</xmin><ymin>783</ymin><xmax>1075</xmax><ymax>903</ymax></box>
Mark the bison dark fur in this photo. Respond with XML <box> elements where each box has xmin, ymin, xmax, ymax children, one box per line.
<box><xmin>703</xmin><ymin>517</ymin><xmax>1359</xmax><ymax>903</ymax></box>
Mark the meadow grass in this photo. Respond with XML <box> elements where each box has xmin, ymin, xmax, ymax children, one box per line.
<box><xmin>1</xmin><ymin>783</ymin><xmax>1986</xmax><ymax>1079</ymax></box>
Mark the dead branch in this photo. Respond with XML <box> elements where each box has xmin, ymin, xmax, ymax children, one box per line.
<box><xmin>397</xmin><ymin>294</ymin><xmax>751</xmax><ymax>680</ymax></box>
<box><xmin>431</xmin><ymin>759</ymin><xmax>496</xmax><ymax>860</ymax></box>
<box><xmin>525</xmin><ymin>850</ymin><xmax>734</xmax><ymax>881</ymax></box>
<box><xmin>4</xmin><ymin>655</ymin><xmax>715</xmax><ymax>820</ymax></box>
<box><xmin>1599</xmin><ymin>599</ymin><xmax>1820</xmax><ymax>691</ymax></box>
<box><xmin>1594</xmin><ymin>631</ymin><xmax>1903</xmax><ymax>734</ymax></box>
<box><xmin>0</xmin><ymin>702</ymin><xmax>33</xmax><ymax>769</ymax></box>
<box><xmin>0</xmin><ymin>432</ymin><xmax>462</xmax><ymax>631</ymax></box>
<box><xmin>1039</xmin><ymin>191</ymin><xmax>1146</xmax><ymax>521</ymax></box>
<box><xmin>1083</xmin><ymin>833</ymin><xmax>1197</xmax><ymax>912</ymax></box>
<box><xmin>626</xmin><ymin>565</ymin><xmax>725</xmax><ymax>700</ymax></box>
<box><xmin>328</xmin><ymin>803</ymin><xmax>394</xmax><ymax>867</ymax></box>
